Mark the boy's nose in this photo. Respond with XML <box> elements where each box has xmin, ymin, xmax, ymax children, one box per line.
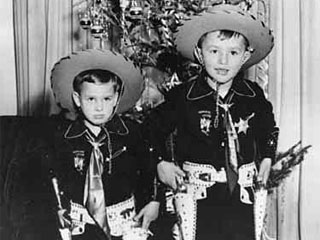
<box><xmin>219</xmin><ymin>52</ymin><xmax>228</xmax><ymax>65</ymax></box>
<box><xmin>95</xmin><ymin>100</ymin><xmax>103</xmax><ymax>111</ymax></box>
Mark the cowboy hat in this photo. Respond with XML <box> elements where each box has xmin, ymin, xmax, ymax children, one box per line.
<box><xmin>174</xmin><ymin>4</ymin><xmax>274</xmax><ymax>69</ymax></box>
<box><xmin>51</xmin><ymin>49</ymin><xmax>144</xmax><ymax>116</ymax></box>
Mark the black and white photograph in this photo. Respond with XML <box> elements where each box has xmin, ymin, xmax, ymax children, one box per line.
<box><xmin>0</xmin><ymin>1</ymin><xmax>319</xmax><ymax>240</ymax></box>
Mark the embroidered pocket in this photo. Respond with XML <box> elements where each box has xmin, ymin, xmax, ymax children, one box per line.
<box><xmin>111</xmin><ymin>146</ymin><xmax>127</xmax><ymax>160</ymax></box>
<box><xmin>105</xmin><ymin>146</ymin><xmax>127</xmax><ymax>174</ymax></box>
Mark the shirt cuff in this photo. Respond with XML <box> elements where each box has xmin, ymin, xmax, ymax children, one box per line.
<box><xmin>261</xmin><ymin>128</ymin><xmax>279</xmax><ymax>162</ymax></box>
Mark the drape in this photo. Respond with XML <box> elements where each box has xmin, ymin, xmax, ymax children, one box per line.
<box><xmin>13</xmin><ymin>0</ymin><xmax>107</xmax><ymax>117</ymax></box>
<box><xmin>299</xmin><ymin>1</ymin><xmax>320</xmax><ymax>239</ymax></box>
<box><xmin>13</xmin><ymin>0</ymin><xmax>73</xmax><ymax>116</ymax></box>
<box><xmin>268</xmin><ymin>0</ymin><xmax>320</xmax><ymax>239</ymax></box>
<box><xmin>0</xmin><ymin>1</ymin><xmax>17</xmax><ymax>115</ymax></box>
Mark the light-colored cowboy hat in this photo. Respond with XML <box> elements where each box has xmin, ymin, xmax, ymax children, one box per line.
<box><xmin>51</xmin><ymin>49</ymin><xmax>144</xmax><ymax>115</ymax></box>
<box><xmin>174</xmin><ymin>4</ymin><xmax>274</xmax><ymax>69</ymax></box>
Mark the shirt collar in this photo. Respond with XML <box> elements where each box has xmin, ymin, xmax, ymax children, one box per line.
<box><xmin>186</xmin><ymin>73</ymin><xmax>213</xmax><ymax>100</ymax></box>
<box><xmin>186</xmin><ymin>72</ymin><xmax>256</xmax><ymax>100</ymax></box>
<box><xmin>64</xmin><ymin>114</ymin><xmax>129</xmax><ymax>139</ymax></box>
<box><xmin>105</xmin><ymin>114</ymin><xmax>129</xmax><ymax>135</ymax></box>
<box><xmin>230</xmin><ymin>75</ymin><xmax>256</xmax><ymax>97</ymax></box>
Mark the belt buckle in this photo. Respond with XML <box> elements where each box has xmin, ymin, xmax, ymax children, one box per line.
<box><xmin>182</xmin><ymin>162</ymin><xmax>217</xmax><ymax>187</ymax></box>
<box><xmin>198</xmin><ymin>172</ymin><xmax>212</xmax><ymax>182</ymax></box>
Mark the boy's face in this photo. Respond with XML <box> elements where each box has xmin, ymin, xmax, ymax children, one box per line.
<box><xmin>72</xmin><ymin>81</ymin><xmax>119</xmax><ymax>131</ymax></box>
<box><xmin>198</xmin><ymin>31</ymin><xmax>251</xmax><ymax>85</ymax></box>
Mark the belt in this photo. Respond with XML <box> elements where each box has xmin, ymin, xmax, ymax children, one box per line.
<box><xmin>183</xmin><ymin>161</ymin><xmax>227</xmax><ymax>187</ymax></box>
<box><xmin>68</xmin><ymin>196</ymin><xmax>136</xmax><ymax>237</ymax></box>
<box><xmin>174</xmin><ymin>161</ymin><xmax>227</xmax><ymax>200</ymax></box>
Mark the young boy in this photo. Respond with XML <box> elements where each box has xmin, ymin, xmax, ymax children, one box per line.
<box><xmin>9</xmin><ymin>50</ymin><xmax>160</xmax><ymax>240</ymax></box>
<box><xmin>143</xmin><ymin>4</ymin><xmax>279</xmax><ymax>240</ymax></box>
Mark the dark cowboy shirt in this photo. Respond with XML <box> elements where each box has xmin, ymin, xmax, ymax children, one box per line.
<box><xmin>7</xmin><ymin>115</ymin><xmax>157</xmax><ymax>240</ymax></box>
<box><xmin>51</xmin><ymin>114</ymin><xmax>156</xmax><ymax>208</ymax></box>
<box><xmin>144</xmin><ymin>73</ymin><xmax>279</xmax><ymax>170</ymax></box>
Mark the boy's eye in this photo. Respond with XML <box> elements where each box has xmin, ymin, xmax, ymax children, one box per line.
<box><xmin>87</xmin><ymin>97</ymin><xmax>95</xmax><ymax>102</ymax></box>
<box><xmin>230</xmin><ymin>51</ymin><xmax>239</xmax><ymax>56</ymax></box>
<box><xmin>210</xmin><ymin>49</ymin><xmax>218</xmax><ymax>54</ymax></box>
<box><xmin>104</xmin><ymin>97</ymin><xmax>112</xmax><ymax>101</ymax></box>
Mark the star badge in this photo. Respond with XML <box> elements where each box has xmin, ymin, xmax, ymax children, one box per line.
<box><xmin>234</xmin><ymin>113</ymin><xmax>255</xmax><ymax>134</ymax></box>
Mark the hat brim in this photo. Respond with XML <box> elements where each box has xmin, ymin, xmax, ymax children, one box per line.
<box><xmin>175</xmin><ymin>4</ymin><xmax>274</xmax><ymax>69</ymax></box>
<box><xmin>51</xmin><ymin>49</ymin><xmax>143</xmax><ymax>115</ymax></box>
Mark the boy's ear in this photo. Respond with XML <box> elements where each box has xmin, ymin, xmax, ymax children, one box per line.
<box><xmin>242</xmin><ymin>51</ymin><xmax>252</xmax><ymax>64</ymax></box>
<box><xmin>194</xmin><ymin>46</ymin><xmax>204</xmax><ymax>65</ymax></box>
<box><xmin>72</xmin><ymin>91</ymin><xmax>81</xmax><ymax>108</ymax></box>
<box><xmin>112</xmin><ymin>92</ymin><xmax>120</xmax><ymax>107</ymax></box>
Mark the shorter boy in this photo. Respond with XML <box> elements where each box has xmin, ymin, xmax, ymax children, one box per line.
<box><xmin>9</xmin><ymin>50</ymin><xmax>160</xmax><ymax>240</ymax></box>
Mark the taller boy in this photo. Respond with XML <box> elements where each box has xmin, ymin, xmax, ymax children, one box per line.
<box><xmin>144</xmin><ymin>4</ymin><xmax>279</xmax><ymax>240</ymax></box>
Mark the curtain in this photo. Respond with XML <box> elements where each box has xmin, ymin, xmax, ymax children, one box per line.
<box><xmin>267</xmin><ymin>0</ymin><xmax>320</xmax><ymax>239</ymax></box>
<box><xmin>13</xmin><ymin>0</ymin><xmax>106</xmax><ymax>117</ymax></box>
<box><xmin>0</xmin><ymin>1</ymin><xmax>17</xmax><ymax>115</ymax></box>
<box><xmin>13</xmin><ymin>0</ymin><xmax>73</xmax><ymax>116</ymax></box>
<box><xmin>299</xmin><ymin>1</ymin><xmax>320</xmax><ymax>239</ymax></box>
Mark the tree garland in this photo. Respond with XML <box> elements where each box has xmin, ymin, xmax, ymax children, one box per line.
<box><xmin>266</xmin><ymin>141</ymin><xmax>311</xmax><ymax>191</ymax></box>
<box><xmin>78</xmin><ymin>0</ymin><xmax>254</xmax><ymax>70</ymax></box>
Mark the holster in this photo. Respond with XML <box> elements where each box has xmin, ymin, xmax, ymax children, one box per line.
<box><xmin>172</xmin><ymin>161</ymin><xmax>257</xmax><ymax>240</ymax></box>
<box><xmin>172</xmin><ymin>161</ymin><xmax>227</xmax><ymax>240</ymax></box>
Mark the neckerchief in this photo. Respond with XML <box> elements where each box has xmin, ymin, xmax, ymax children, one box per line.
<box><xmin>83</xmin><ymin>130</ymin><xmax>111</xmax><ymax>238</ymax></box>
<box><xmin>218</xmin><ymin>93</ymin><xmax>239</xmax><ymax>193</ymax></box>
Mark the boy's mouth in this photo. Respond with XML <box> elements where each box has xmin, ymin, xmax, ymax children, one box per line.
<box><xmin>215</xmin><ymin>68</ymin><xmax>229</xmax><ymax>75</ymax></box>
<box><xmin>94</xmin><ymin>114</ymin><xmax>105</xmax><ymax>119</ymax></box>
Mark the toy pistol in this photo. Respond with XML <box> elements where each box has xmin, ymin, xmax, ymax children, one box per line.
<box><xmin>50</xmin><ymin>170</ymin><xmax>95</xmax><ymax>236</ymax></box>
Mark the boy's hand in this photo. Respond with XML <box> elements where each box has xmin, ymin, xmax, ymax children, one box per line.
<box><xmin>57</xmin><ymin>209</ymin><xmax>71</xmax><ymax>229</ymax></box>
<box><xmin>134</xmin><ymin>201</ymin><xmax>160</xmax><ymax>229</ymax></box>
<box><xmin>157</xmin><ymin>161</ymin><xmax>185</xmax><ymax>190</ymax></box>
<box><xmin>257</xmin><ymin>158</ymin><xmax>272</xmax><ymax>186</ymax></box>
